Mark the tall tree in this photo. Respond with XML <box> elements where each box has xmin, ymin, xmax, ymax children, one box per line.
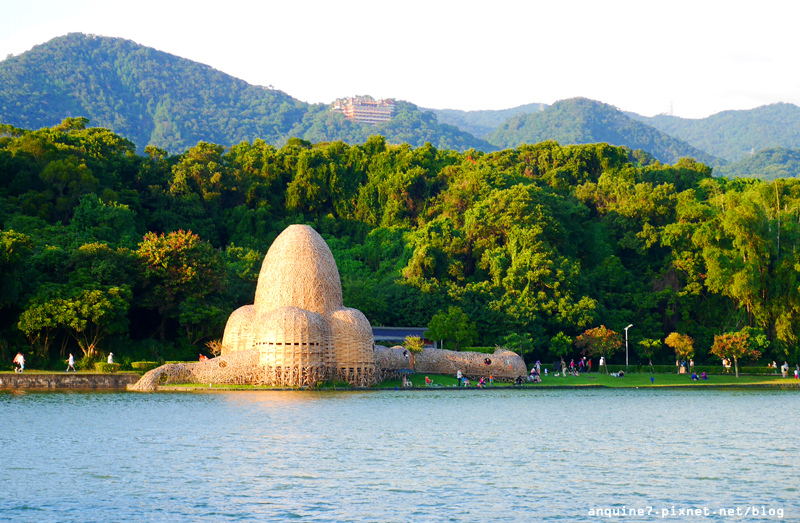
<box><xmin>574</xmin><ymin>326</ymin><xmax>621</xmax><ymax>374</ymax></box>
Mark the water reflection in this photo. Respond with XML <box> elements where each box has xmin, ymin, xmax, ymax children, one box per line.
<box><xmin>1</xmin><ymin>389</ymin><xmax>798</xmax><ymax>521</ymax></box>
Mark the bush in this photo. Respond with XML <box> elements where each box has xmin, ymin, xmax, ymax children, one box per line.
<box><xmin>77</xmin><ymin>354</ymin><xmax>99</xmax><ymax>371</ymax></box>
<box><xmin>131</xmin><ymin>361</ymin><xmax>160</xmax><ymax>373</ymax></box>
<box><xmin>94</xmin><ymin>362</ymin><xmax>120</xmax><ymax>373</ymax></box>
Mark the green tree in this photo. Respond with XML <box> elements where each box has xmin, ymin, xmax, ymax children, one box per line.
<box><xmin>636</xmin><ymin>338</ymin><xmax>661</xmax><ymax>372</ymax></box>
<box><xmin>137</xmin><ymin>230</ymin><xmax>225</xmax><ymax>341</ymax></box>
<box><xmin>548</xmin><ymin>331</ymin><xmax>572</xmax><ymax>377</ymax></box>
<box><xmin>425</xmin><ymin>306</ymin><xmax>477</xmax><ymax>351</ymax></box>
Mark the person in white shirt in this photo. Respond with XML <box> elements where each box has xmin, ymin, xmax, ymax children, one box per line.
<box><xmin>66</xmin><ymin>353</ymin><xmax>76</xmax><ymax>372</ymax></box>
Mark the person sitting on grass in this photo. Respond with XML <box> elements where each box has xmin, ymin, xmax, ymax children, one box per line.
<box><xmin>691</xmin><ymin>372</ymin><xmax>699</xmax><ymax>381</ymax></box>
<box><xmin>515</xmin><ymin>375</ymin><xmax>524</xmax><ymax>386</ymax></box>
<box><xmin>701</xmin><ymin>372</ymin><xmax>709</xmax><ymax>380</ymax></box>
<box><xmin>425</xmin><ymin>376</ymin><xmax>432</xmax><ymax>387</ymax></box>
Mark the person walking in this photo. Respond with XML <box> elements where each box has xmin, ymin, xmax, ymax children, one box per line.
<box><xmin>456</xmin><ymin>369</ymin><xmax>462</xmax><ymax>387</ymax></box>
<box><xmin>66</xmin><ymin>353</ymin><xmax>76</xmax><ymax>372</ymax></box>
<box><xmin>13</xmin><ymin>352</ymin><xmax>25</xmax><ymax>373</ymax></box>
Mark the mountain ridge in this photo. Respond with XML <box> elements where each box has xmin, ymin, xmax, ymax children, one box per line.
<box><xmin>0</xmin><ymin>33</ymin><xmax>494</xmax><ymax>154</ymax></box>
<box><xmin>486</xmin><ymin>98</ymin><xmax>723</xmax><ymax>166</ymax></box>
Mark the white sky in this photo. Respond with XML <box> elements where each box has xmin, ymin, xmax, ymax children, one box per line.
<box><xmin>1</xmin><ymin>0</ymin><xmax>798</xmax><ymax>119</ymax></box>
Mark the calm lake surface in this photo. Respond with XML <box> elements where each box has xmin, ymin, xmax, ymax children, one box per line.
<box><xmin>2</xmin><ymin>388</ymin><xmax>799</xmax><ymax>522</ymax></box>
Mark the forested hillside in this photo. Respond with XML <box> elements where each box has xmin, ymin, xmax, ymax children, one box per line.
<box><xmin>2</xmin><ymin>119</ymin><xmax>798</xmax><ymax>370</ymax></box>
<box><xmin>716</xmin><ymin>148</ymin><xmax>800</xmax><ymax>180</ymax></box>
<box><xmin>488</xmin><ymin>98</ymin><xmax>722</xmax><ymax>166</ymax></box>
<box><xmin>431</xmin><ymin>103</ymin><xmax>548</xmax><ymax>138</ymax></box>
<box><xmin>0</xmin><ymin>33</ymin><xmax>493</xmax><ymax>154</ymax></box>
<box><xmin>634</xmin><ymin>103</ymin><xmax>800</xmax><ymax>163</ymax></box>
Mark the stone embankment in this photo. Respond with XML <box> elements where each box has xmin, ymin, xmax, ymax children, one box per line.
<box><xmin>0</xmin><ymin>372</ymin><xmax>140</xmax><ymax>390</ymax></box>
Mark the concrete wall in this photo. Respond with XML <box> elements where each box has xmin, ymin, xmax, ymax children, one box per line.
<box><xmin>0</xmin><ymin>372</ymin><xmax>140</xmax><ymax>390</ymax></box>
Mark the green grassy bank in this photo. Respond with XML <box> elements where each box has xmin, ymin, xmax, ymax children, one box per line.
<box><xmin>156</xmin><ymin>372</ymin><xmax>800</xmax><ymax>391</ymax></box>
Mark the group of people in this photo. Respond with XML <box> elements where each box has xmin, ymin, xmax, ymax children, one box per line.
<box><xmin>691</xmin><ymin>371</ymin><xmax>709</xmax><ymax>380</ymax></box>
<box><xmin>775</xmin><ymin>361</ymin><xmax>800</xmax><ymax>379</ymax></box>
<box><xmin>454</xmin><ymin>370</ymin><xmax>493</xmax><ymax>387</ymax></box>
<box><xmin>553</xmin><ymin>357</ymin><xmax>593</xmax><ymax>377</ymax></box>
<box><xmin>10</xmin><ymin>351</ymin><xmax>115</xmax><ymax>373</ymax></box>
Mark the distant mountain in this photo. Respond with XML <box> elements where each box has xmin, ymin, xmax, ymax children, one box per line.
<box><xmin>631</xmin><ymin>103</ymin><xmax>800</xmax><ymax>163</ymax></box>
<box><xmin>487</xmin><ymin>98</ymin><xmax>723</xmax><ymax>166</ymax></box>
<box><xmin>715</xmin><ymin>148</ymin><xmax>800</xmax><ymax>180</ymax></box>
<box><xmin>0</xmin><ymin>33</ymin><xmax>494</xmax><ymax>153</ymax></box>
<box><xmin>430</xmin><ymin>103</ymin><xmax>548</xmax><ymax>138</ymax></box>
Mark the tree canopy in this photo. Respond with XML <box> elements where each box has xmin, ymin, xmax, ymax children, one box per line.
<box><xmin>2</xmin><ymin>118</ymin><xmax>800</xmax><ymax>369</ymax></box>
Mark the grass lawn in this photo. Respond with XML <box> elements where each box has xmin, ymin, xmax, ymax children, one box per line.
<box><xmin>141</xmin><ymin>371</ymin><xmax>800</xmax><ymax>391</ymax></box>
<box><xmin>382</xmin><ymin>372</ymin><xmax>799</xmax><ymax>389</ymax></box>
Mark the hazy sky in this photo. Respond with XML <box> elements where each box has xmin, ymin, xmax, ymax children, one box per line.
<box><xmin>2</xmin><ymin>0</ymin><xmax>798</xmax><ymax>119</ymax></box>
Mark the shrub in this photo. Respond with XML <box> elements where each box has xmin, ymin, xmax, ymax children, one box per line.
<box><xmin>131</xmin><ymin>361</ymin><xmax>160</xmax><ymax>373</ymax></box>
<box><xmin>94</xmin><ymin>362</ymin><xmax>120</xmax><ymax>373</ymax></box>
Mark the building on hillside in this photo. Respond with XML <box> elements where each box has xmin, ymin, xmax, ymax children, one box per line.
<box><xmin>331</xmin><ymin>96</ymin><xmax>395</xmax><ymax>125</ymax></box>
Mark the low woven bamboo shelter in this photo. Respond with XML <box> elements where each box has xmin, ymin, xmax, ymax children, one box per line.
<box><xmin>218</xmin><ymin>224</ymin><xmax>377</xmax><ymax>387</ymax></box>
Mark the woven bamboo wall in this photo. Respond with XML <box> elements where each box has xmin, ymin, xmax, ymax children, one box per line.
<box><xmin>415</xmin><ymin>348</ymin><xmax>526</xmax><ymax>380</ymax></box>
<box><xmin>129</xmin><ymin>349</ymin><xmax>262</xmax><ymax>391</ymax></box>
<box><xmin>374</xmin><ymin>346</ymin><xmax>527</xmax><ymax>381</ymax></box>
<box><xmin>329</xmin><ymin>307</ymin><xmax>376</xmax><ymax>386</ymax></box>
<box><xmin>221</xmin><ymin>305</ymin><xmax>255</xmax><ymax>355</ymax></box>
<box><xmin>255</xmin><ymin>306</ymin><xmax>330</xmax><ymax>386</ymax></box>
<box><xmin>374</xmin><ymin>345</ymin><xmax>412</xmax><ymax>370</ymax></box>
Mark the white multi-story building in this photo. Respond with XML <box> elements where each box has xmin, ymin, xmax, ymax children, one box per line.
<box><xmin>332</xmin><ymin>96</ymin><xmax>395</xmax><ymax>125</ymax></box>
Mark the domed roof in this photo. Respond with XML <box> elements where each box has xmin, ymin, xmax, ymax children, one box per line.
<box><xmin>221</xmin><ymin>305</ymin><xmax>255</xmax><ymax>354</ymax></box>
<box><xmin>329</xmin><ymin>307</ymin><xmax>374</xmax><ymax>342</ymax></box>
<box><xmin>253</xmin><ymin>225</ymin><xmax>343</xmax><ymax>315</ymax></box>
<box><xmin>253</xmin><ymin>306</ymin><xmax>331</xmax><ymax>344</ymax></box>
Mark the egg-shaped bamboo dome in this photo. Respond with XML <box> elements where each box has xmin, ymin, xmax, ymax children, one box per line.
<box><xmin>220</xmin><ymin>305</ymin><xmax>255</xmax><ymax>355</ymax></box>
<box><xmin>254</xmin><ymin>306</ymin><xmax>331</xmax><ymax>369</ymax></box>
<box><xmin>253</xmin><ymin>225</ymin><xmax>343</xmax><ymax>315</ymax></box>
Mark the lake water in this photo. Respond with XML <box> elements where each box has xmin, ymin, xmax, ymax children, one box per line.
<box><xmin>1</xmin><ymin>388</ymin><xmax>798</xmax><ymax>522</ymax></box>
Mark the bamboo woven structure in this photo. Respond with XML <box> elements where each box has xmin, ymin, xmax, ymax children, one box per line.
<box><xmin>129</xmin><ymin>349</ymin><xmax>263</xmax><ymax>391</ymax></box>
<box><xmin>374</xmin><ymin>345</ymin><xmax>527</xmax><ymax>382</ymax></box>
<box><xmin>255</xmin><ymin>306</ymin><xmax>330</xmax><ymax>386</ymax></box>
<box><xmin>254</xmin><ymin>224</ymin><xmax>342</xmax><ymax>315</ymax></box>
<box><xmin>221</xmin><ymin>305</ymin><xmax>255</xmax><ymax>355</ymax></box>
<box><xmin>329</xmin><ymin>307</ymin><xmax>376</xmax><ymax>386</ymax></box>
<box><xmin>211</xmin><ymin>224</ymin><xmax>376</xmax><ymax>387</ymax></box>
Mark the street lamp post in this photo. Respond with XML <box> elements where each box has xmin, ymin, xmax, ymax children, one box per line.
<box><xmin>625</xmin><ymin>324</ymin><xmax>633</xmax><ymax>368</ymax></box>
